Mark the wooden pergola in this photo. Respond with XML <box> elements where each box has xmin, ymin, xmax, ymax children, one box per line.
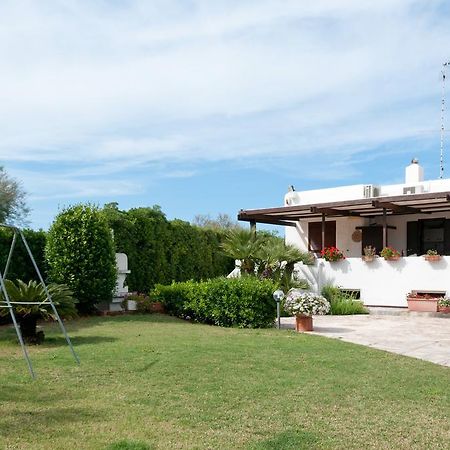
<box><xmin>238</xmin><ymin>191</ymin><xmax>450</xmax><ymax>250</ymax></box>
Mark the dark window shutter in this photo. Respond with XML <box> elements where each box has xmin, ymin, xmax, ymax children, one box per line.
<box><xmin>407</xmin><ymin>221</ymin><xmax>419</xmax><ymax>256</ymax></box>
<box><xmin>308</xmin><ymin>221</ymin><xmax>336</xmax><ymax>252</ymax></box>
<box><xmin>361</xmin><ymin>227</ymin><xmax>383</xmax><ymax>255</ymax></box>
<box><xmin>444</xmin><ymin>220</ymin><xmax>450</xmax><ymax>255</ymax></box>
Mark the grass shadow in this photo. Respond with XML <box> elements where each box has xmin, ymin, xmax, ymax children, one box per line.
<box><xmin>248</xmin><ymin>430</ymin><xmax>319</xmax><ymax>449</ymax></box>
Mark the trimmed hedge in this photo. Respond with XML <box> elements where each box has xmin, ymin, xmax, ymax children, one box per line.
<box><xmin>153</xmin><ymin>277</ymin><xmax>277</xmax><ymax>328</ymax></box>
<box><xmin>102</xmin><ymin>204</ymin><xmax>234</xmax><ymax>292</ymax></box>
<box><xmin>46</xmin><ymin>204</ymin><xmax>117</xmax><ymax>314</ymax></box>
<box><xmin>0</xmin><ymin>228</ymin><xmax>47</xmax><ymax>282</ymax></box>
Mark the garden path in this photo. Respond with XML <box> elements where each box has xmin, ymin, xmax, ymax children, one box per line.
<box><xmin>281</xmin><ymin>314</ymin><xmax>450</xmax><ymax>367</ymax></box>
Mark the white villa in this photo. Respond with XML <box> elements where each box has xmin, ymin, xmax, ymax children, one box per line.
<box><xmin>238</xmin><ymin>160</ymin><xmax>450</xmax><ymax>307</ymax></box>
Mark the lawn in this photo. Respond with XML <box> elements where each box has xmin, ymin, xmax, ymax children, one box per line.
<box><xmin>0</xmin><ymin>314</ymin><xmax>449</xmax><ymax>449</ymax></box>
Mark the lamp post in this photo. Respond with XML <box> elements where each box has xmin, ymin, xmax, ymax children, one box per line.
<box><xmin>273</xmin><ymin>289</ymin><xmax>285</xmax><ymax>329</ymax></box>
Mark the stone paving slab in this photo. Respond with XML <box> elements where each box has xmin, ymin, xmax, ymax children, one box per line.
<box><xmin>281</xmin><ymin>314</ymin><xmax>450</xmax><ymax>367</ymax></box>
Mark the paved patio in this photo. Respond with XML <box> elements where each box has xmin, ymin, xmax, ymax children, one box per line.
<box><xmin>281</xmin><ymin>314</ymin><xmax>450</xmax><ymax>367</ymax></box>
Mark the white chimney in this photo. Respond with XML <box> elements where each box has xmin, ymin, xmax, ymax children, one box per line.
<box><xmin>405</xmin><ymin>158</ymin><xmax>424</xmax><ymax>184</ymax></box>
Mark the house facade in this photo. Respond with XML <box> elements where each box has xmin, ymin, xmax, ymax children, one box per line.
<box><xmin>238</xmin><ymin>160</ymin><xmax>450</xmax><ymax>307</ymax></box>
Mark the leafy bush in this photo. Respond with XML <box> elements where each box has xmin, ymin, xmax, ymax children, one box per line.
<box><xmin>321</xmin><ymin>285</ymin><xmax>368</xmax><ymax>315</ymax></box>
<box><xmin>0</xmin><ymin>228</ymin><xmax>47</xmax><ymax>282</ymax></box>
<box><xmin>46</xmin><ymin>204</ymin><xmax>117</xmax><ymax>314</ymax></box>
<box><xmin>124</xmin><ymin>293</ymin><xmax>154</xmax><ymax>313</ymax></box>
<box><xmin>153</xmin><ymin>277</ymin><xmax>277</xmax><ymax>328</ymax></box>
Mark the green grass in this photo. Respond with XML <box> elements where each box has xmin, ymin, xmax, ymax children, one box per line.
<box><xmin>0</xmin><ymin>315</ymin><xmax>449</xmax><ymax>449</ymax></box>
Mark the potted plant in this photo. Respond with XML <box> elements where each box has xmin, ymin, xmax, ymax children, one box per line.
<box><xmin>0</xmin><ymin>279</ymin><xmax>77</xmax><ymax>344</ymax></box>
<box><xmin>283</xmin><ymin>289</ymin><xmax>330</xmax><ymax>332</ymax></box>
<box><xmin>362</xmin><ymin>246</ymin><xmax>377</xmax><ymax>262</ymax></box>
<box><xmin>406</xmin><ymin>291</ymin><xmax>442</xmax><ymax>312</ymax></box>
<box><xmin>380</xmin><ymin>247</ymin><xmax>401</xmax><ymax>261</ymax></box>
<box><xmin>438</xmin><ymin>298</ymin><xmax>450</xmax><ymax>313</ymax></box>
<box><xmin>321</xmin><ymin>246</ymin><xmax>345</xmax><ymax>262</ymax></box>
<box><xmin>423</xmin><ymin>249</ymin><xmax>442</xmax><ymax>262</ymax></box>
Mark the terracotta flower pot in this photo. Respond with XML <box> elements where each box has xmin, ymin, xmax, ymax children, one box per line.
<box><xmin>295</xmin><ymin>315</ymin><xmax>313</xmax><ymax>332</ymax></box>
<box><xmin>424</xmin><ymin>255</ymin><xmax>441</xmax><ymax>262</ymax></box>
<box><xmin>385</xmin><ymin>255</ymin><xmax>401</xmax><ymax>261</ymax></box>
<box><xmin>363</xmin><ymin>255</ymin><xmax>375</xmax><ymax>262</ymax></box>
<box><xmin>407</xmin><ymin>298</ymin><xmax>439</xmax><ymax>312</ymax></box>
<box><xmin>438</xmin><ymin>305</ymin><xmax>450</xmax><ymax>314</ymax></box>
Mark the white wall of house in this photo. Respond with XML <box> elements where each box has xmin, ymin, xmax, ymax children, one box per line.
<box><xmin>295</xmin><ymin>257</ymin><xmax>450</xmax><ymax>307</ymax></box>
<box><xmin>283</xmin><ymin>160</ymin><xmax>450</xmax><ymax>307</ymax></box>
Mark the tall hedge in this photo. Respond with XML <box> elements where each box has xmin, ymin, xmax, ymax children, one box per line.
<box><xmin>0</xmin><ymin>228</ymin><xmax>47</xmax><ymax>282</ymax></box>
<box><xmin>153</xmin><ymin>277</ymin><xmax>277</xmax><ymax>328</ymax></box>
<box><xmin>0</xmin><ymin>228</ymin><xmax>47</xmax><ymax>325</ymax></box>
<box><xmin>102</xmin><ymin>204</ymin><xmax>234</xmax><ymax>292</ymax></box>
<box><xmin>46</xmin><ymin>204</ymin><xmax>117</xmax><ymax>314</ymax></box>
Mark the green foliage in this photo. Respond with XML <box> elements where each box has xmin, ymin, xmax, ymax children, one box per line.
<box><xmin>0</xmin><ymin>279</ymin><xmax>77</xmax><ymax>319</ymax></box>
<box><xmin>221</xmin><ymin>228</ymin><xmax>313</xmax><ymax>289</ymax></box>
<box><xmin>124</xmin><ymin>293</ymin><xmax>154</xmax><ymax>313</ymax></box>
<box><xmin>0</xmin><ymin>228</ymin><xmax>47</xmax><ymax>282</ymax></box>
<box><xmin>0</xmin><ymin>166</ymin><xmax>29</xmax><ymax>225</ymax></box>
<box><xmin>102</xmin><ymin>203</ymin><xmax>234</xmax><ymax>292</ymax></box>
<box><xmin>321</xmin><ymin>285</ymin><xmax>368</xmax><ymax>315</ymax></box>
<box><xmin>46</xmin><ymin>204</ymin><xmax>117</xmax><ymax>314</ymax></box>
<box><xmin>153</xmin><ymin>277</ymin><xmax>277</xmax><ymax>328</ymax></box>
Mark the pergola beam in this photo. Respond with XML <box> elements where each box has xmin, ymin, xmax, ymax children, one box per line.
<box><xmin>372</xmin><ymin>200</ymin><xmax>429</xmax><ymax>215</ymax></box>
<box><xmin>310</xmin><ymin>206</ymin><xmax>359</xmax><ymax>216</ymax></box>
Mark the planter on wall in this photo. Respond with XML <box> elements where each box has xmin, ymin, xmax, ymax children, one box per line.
<box><xmin>407</xmin><ymin>297</ymin><xmax>439</xmax><ymax>312</ymax></box>
<box><xmin>423</xmin><ymin>255</ymin><xmax>442</xmax><ymax>262</ymax></box>
<box><xmin>362</xmin><ymin>255</ymin><xmax>375</xmax><ymax>262</ymax></box>
<box><xmin>438</xmin><ymin>305</ymin><xmax>450</xmax><ymax>314</ymax></box>
<box><xmin>384</xmin><ymin>255</ymin><xmax>401</xmax><ymax>261</ymax></box>
<box><xmin>295</xmin><ymin>315</ymin><xmax>313</xmax><ymax>332</ymax></box>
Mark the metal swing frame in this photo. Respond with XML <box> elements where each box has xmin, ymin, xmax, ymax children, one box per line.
<box><xmin>0</xmin><ymin>224</ymin><xmax>79</xmax><ymax>378</ymax></box>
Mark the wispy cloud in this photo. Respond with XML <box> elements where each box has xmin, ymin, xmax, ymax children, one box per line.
<box><xmin>1</xmin><ymin>0</ymin><xmax>450</xmax><ymax>207</ymax></box>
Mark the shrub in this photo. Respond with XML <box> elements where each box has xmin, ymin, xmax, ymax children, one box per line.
<box><xmin>102</xmin><ymin>204</ymin><xmax>234</xmax><ymax>292</ymax></box>
<box><xmin>321</xmin><ymin>285</ymin><xmax>368</xmax><ymax>315</ymax></box>
<box><xmin>0</xmin><ymin>279</ymin><xmax>77</xmax><ymax>343</ymax></box>
<box><xmin>124</xmin><ymin>293</ymin><xmax>154</xmax><ymax>313</ymax></box>
<box><xmin>0</xmin><ymin>228</ymin><xmax>47</xmax><ymax>282</ymax></box>
<box><xmin>46</xmin><ymin>204</ymin><xmax>117</xmax><ymax>314</ymax></box>
<box><xmin>153</xmin><ymin>277</ymin><xmax>277</xmax><ymax>328</ymax></box>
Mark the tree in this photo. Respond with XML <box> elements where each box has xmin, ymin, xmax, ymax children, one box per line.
<box><xmin>193</xmin><ymin>213</ymin><xmax>240</xmax><ymax>230</ymax></box>
<box><xmin>46</xmin><ymin>204</ymin><xmax>117</xmax><ymax>314</ymax></box>
<box><xmin>221</xmin><ymin>229</ymin><xmax>313</xmax><ymax>288</ymax></box>
<box><xmin>0</xmin><ymin>166</ymin><xmax>29</xmax><ymax>225</ymax></box>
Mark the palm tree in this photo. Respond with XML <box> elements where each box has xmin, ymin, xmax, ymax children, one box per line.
<box><xmin>221</xmin><ymin>229</ymin><xmax>263</xmax><ymax>275</ymax></box>
<box><xmin>0</xmin><ymin>280</ymin><xmax>77</xmax><ymax>344</ymax></box>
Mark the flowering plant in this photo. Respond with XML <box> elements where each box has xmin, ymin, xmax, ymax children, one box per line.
<box><xmin>426</xmin><ymin>249</ymin><xmax>439</xmax><ymax>256</ymax></box>
<box><xmin>363</xmin><ymin>246</ymin><xmax>377</xmax><ymax>257</ymax></box>
<box><xmin>283</xmin><ymin>289</ymin><xmax>330</xmax><ymax>316</ymax></box>
<box><xmin>321</xmin><ymin>246</ymin><xmax>345</xmax><ymax>261</ymax></box>
<box><xmin>380</xmin><ymin>247</ymin><xmax>400</xmax><ymax>260</ymax></box>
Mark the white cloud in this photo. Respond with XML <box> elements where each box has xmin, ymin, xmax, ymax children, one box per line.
<box><xmin>1</xmin><ymin>0</ymin><xmax>450</xmax><ymax>189</ymax></box>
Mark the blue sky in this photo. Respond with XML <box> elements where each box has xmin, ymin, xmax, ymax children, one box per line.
<box><xmin>1</xmin><ymin>0</ymin><xmax>450</xmax><ymax>230</ymax></box>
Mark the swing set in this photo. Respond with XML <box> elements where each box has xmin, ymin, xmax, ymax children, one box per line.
<box><xmin>0</xmin><ymin>224</ymin><xmax>79</xmax><ymax>378</ymax></box>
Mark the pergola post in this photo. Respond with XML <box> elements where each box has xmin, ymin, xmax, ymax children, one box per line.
<box><xmin>382</xmin><ymin>208</ymin><xmax>387</xmax><ymax>248</ymax></box>
<box><xmin>250</xmin><ymin>220</ymin><xmax>256</xmax><ymax>235</ymax></box>
<box><xmin>321</xmin><ymin>213</ymin><xmax>326</xmax><ymax>250</ymax></box>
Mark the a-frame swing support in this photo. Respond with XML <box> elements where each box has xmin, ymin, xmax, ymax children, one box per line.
<box><xmin>0</xmin><ymin>224</ymin><xmax>79</xmax><ymax>379</ymax></box>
